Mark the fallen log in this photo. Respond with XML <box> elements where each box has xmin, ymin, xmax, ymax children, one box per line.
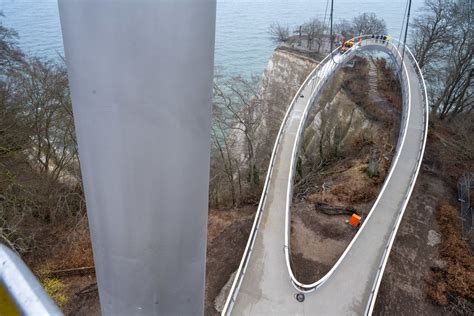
<box><xmin>48</xmin><ymin>266</ymin><xmax>95</xmax><ymax>278</ymax></box>
<box><xmin>315</xmin><ymin>202</ymin><xmax>359</xmax><ymax>216</ymax></box>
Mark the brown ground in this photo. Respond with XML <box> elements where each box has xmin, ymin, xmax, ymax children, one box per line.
<box><xmin>204</xmin><ymin>206</ymin><xmax>255</xmax><ymax>315</ymax></box>
<box><xmin>25</xmin><ymin>205</ymin><xmax>256</xmax><ymax>315</ymax></box>
<box><xmin>22</xmin><ymin>219</ymin><xmax>100</xmax><ymax>315</ymax></box>
<box><xmin>427</xmin><ymin>202</ymin><xmax>474</xmax><ymax>310</ymax></box>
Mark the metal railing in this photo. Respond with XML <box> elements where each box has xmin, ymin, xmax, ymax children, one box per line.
<box><xmin>0</xmin><ymin>244</ymin><xmax>62</xmax><ymax>315</ymax></box>
<box><xmin>284</xmin><ymin>37</ymin><xmax>416</xmax><ymax>293</ymax></box>
<box><xmin>222</xmin><ymin>36</ymin><xmax>429</xmax><ymax>315</ymax></box>
<box><xmin>458</xmin><ymin>172</ymin><xmax>474</xmax><ymax>239</ymax></box>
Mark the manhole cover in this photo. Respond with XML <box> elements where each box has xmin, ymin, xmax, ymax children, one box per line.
<box><xmin>296</xmin><ymin>293</ymin><xmax>305</xmax><ymax>302</ymax></box>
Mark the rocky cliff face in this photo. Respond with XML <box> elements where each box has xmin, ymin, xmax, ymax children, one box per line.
<box><xmin>260</xmin><ymin>47</ymin><xmax>319</xmax><ymax>124</ymax></box>
<box><xmin>255</xmin><ymin>47</ymin><xmax>320</xmax><ymax>172</ymax></box>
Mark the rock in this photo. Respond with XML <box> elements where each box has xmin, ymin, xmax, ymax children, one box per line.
<box><xmin>427</xmin><ymin>229</ymin><xmax>441</xmax><ymax>247</ymax></box>
<box><xmin>214</xmin><ymin>271</ymin><xmax>237</xmax><ymax>313</ymax></box>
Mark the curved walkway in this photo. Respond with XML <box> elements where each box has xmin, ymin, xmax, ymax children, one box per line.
<box><xmin>223</xmin><ymin>39</ymin><xmax>428</xmax><ymax>315</ymax></box>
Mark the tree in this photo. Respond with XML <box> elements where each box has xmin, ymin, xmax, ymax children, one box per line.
<box><xmin>432</xmin><ymin>0</ymin><xmax>472</xmax><ymax>118</ymax></box>
<box><xmin>335</xmin><ymin>19</ymin><xmax>353</xmax><ymax>38</ymax></box>
<box><xmin>411</xmin><ymin>0</ymin><xmax>452</xmax><ymax>70</ymax></box>
<box><xmin>210</xmin><ymin>75</ymin><xmax>265</xmax><ymax>206</ymax></box>
<box><xmin>411</xmin><ymin>0</ymin><xmax>473</xmax><ymax>118</ymax></box>
<box><xmin>351</xmin><ymin>13</ymin><xmax>387</xmax><ymax>36</ymax></box>
<box><xmin>8</xmin><ymin>58</ymin><xmax>78</xmax><ymax>181</ymax></box>
<box><xmin>335</xmin><ymin>13</ymin><xmax>386</xmax><ymax>39</ymax></box>
<box><xmin>0</xmin><ymin>15</ymin><xmax>85</xmax><ymax>253</ymax></box>
<box><xmin>268</xmin><ymin>22</ymin><xmax>290</xmax><ymax>44</ymax></box>
<box><xmin>0</xmin><ymin>12</ymin><xmax>24</xmax><ymax>74</ymax></box>
<box><xmin>302</xmin><ymin>19</ymin><xmax>327</xmax><ymax>52</ymax></box>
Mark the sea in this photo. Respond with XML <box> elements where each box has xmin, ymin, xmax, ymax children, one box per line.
<box><xmin>0</xmin><ymin>0</ymin><xmax>423</xmax><ymax>78</ymax></box>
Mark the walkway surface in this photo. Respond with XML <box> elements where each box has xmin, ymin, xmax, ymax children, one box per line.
<box><xmin>226</xmin><ymin>40</ymin><xmax>426</xmax><ymax>315</ymax></box>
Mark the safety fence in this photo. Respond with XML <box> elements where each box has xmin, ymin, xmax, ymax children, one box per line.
<box><xmin>284</xmin><ymin>37</ymin><xmax>422</xmax><ymax>295</ymax></box>
<box><xmin>458</xmin><ymin>172</ymin><xmax>474</xmax><ymax>240</ymax></box>
<box><xmin>222</xmin><ymin>36</ymin><xmax>429</xmax><ymax>315</ymax></box>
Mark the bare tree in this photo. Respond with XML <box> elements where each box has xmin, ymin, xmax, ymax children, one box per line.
<box><xmin>351</xmin><ymin>13</ymin><xmax>387</xmax><ymax>36</ymax></box>
<box><xmin>268</xmin><ymin>22</ymin><xmax>290</xmax><ymax>44</ymax></box>
<box><xmin>0</xmin><ymin>12</ymin><xmax>24</xmax><ymax>73</ymax></box>
<box><xmin>210</xmin><ymin>75</ymin><xmax>266</xmax><ymax>206</ymax></box>
<box><xmin>411</xmin><ymin>0</ymin><xmax>453</xmax><ymax>70</ymax></box>
<box><xmin>334</xmin><ymin>13</ymin><xmax>386</xmax><ymax>39</ymax></box>
<box><xmin>438</xmin><ymin>0</ymin><xmax>472</xmax><ymax>118</ymax></box>
<box><xmin>411</xmin><ymin>0</ymin><xmax>473</xmax><ymax>118</ymax></box>
<box><xmin>335</xmin><ymin>19</ymin><xmax>353</xmax><ymax>38</ymax></box>
<box><xmin>9</xmin><ymin>58</ymin><xmax>78</xmax><ymax>181</ymax></box>
<box><xmin>302</xmin><ymin>18</ymin><xmax>327</xmax><ymax>52</ymax></box>
<box><xmin>0</xmin><ymin>16</ymin><xmax>85</xmax><ymax>252</ymax></box>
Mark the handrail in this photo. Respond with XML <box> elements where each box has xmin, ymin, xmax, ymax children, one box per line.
<box><xmin>365</xmin><ymin>39</ymin><xmax>429</xmax><ymax>315</ymax></box>
<box><xmin>284</xmin><ymin>37</ymin><xmax>414</xmax><ymax>292</ymax></box>
<box><xmin>0</xmin><ymin>244</ymin><xmax>62</xmax><ymax>315</ymax></box>
<box><xmin>221</xmin><ymin>44</ymin><xmax>345</xmax><ymax>315</ymax></box>
<box><xmin>222</xmin><ymin>35</ymin><xmax>429</xmax><ymax>315</ymax></box>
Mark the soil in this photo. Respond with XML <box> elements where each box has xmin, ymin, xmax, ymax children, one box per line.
<box><xmin>19</xmin><ymin>204</ymin><xmax>255</xmax><ymax>316</ymax></box>
<box><xmin>204</xmin><ymin>206</ymin><xmax>255</xmax><ymax>315</ymax></box>
<box><xmin>22</xmin><ymin>219</ymin><xmax>100</xmax><ymax>315</ymax></box>
<box><xmin>373</xmin><ymin>167</ymin><xmax>453</xmax><ymax>315</ymax></box>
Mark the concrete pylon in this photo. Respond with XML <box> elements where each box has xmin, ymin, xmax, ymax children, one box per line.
<box><xmin>58</xmin><ymin>1</ymin><xmax>216</xmax><ymax>314</ymax></box>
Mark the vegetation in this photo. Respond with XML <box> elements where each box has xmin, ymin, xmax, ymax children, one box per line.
<box><xmin>268</xmin><ymin>22</ymin><xmax>290</xmax><ymax>44</ymax></box>
<box><xmin>427</xmin><ymin>201</ymin><xmax>474</xmax><ymax>311</ymax></box>
<box><xmin>336</xmin><ymin>13</ymin><xmax>387</xmax><ymax>37</ymax></box>
<box><xmin>0</xmin><ymin>15</ymin><xmax>84</xmax><ymax>255</ymax></box>
<box><xmin>42</xmin><ymin>277</ymin><xmax>68</xmax><ymax>308</ymax></box>
<box><xmin>268</xmin><ymin>12</ymin><xmax>387</xmax><ymax>53</ymax></box>
<box><xmin>411</xmin><ymin>0</ymin><xmax>472</xmax><ymax>118</ymax></box>
<box><xmin>210</xmin><ymin>75</ymin><xmax>266</xmax><ymax>207</ymax></box>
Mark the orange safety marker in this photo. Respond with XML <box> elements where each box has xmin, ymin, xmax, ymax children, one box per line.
<box><xmin>349</xmin><ymin>214</ymin><xmax>361</xmax><ymax>227</ymax></box>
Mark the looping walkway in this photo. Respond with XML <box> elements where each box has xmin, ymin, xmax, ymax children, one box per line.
<box><xmin>223</xmin><ymin>38</ymin><xmax>428</xmax><ymax>315</ymax></box>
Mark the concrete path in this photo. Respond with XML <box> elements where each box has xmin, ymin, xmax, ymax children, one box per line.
<box><xmin>225</xmin><ymin>40</ymin><xmax>426</xmax><ymax>315</ymax></box>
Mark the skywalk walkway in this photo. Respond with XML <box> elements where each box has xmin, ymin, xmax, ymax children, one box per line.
<box><xmin>223</xmin><ymin>38</ymin><xmax>428</xmax><ymax>315</ymax></box>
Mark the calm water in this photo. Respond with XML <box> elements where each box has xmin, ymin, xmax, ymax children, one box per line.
<box><xmin>0</xmin><ymin>0</ymin><xmax>423</xmax><ymax>77</ymax></box>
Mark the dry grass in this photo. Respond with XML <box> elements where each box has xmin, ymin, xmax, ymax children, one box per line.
<box><xmin>427</xmin><ymin>201</ymin><xmax>474</xmax><ymax>306</ymax></box>
<box><xmin>375</xmin><ymin>58</ymin><xmax>403</xmax><ymax>112</ymax></box>
<box><xmin>205</xmin><ymin>207</ymin><xmax>256</xmax><ymax>315</ymax></box>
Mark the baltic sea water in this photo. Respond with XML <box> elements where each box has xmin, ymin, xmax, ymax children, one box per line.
<box><xmin>0</xmin><ymin>0</ymin><xmax>423</xmax><ymax>77</ymax></box>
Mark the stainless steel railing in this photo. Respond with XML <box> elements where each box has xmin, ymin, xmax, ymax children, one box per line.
<box><xmin>283</xmin><ymin>37</ymin><xmax>414</xmax><ymax>293</ymax></box>
<box><xmin>222</xmin><ymin>36</ymin><xmax>428</xmax><ymax>315</ymax></box>
<box><xmin>0</xmin><ymin>244</ymin><xmax>62</xmax><ymax>315</ymax></box>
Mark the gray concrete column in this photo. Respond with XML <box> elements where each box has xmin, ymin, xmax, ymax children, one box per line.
<box><xmin>58</xmin><ymin>1</ymin><xmax>216</xmax><ymax>315</ymax></box>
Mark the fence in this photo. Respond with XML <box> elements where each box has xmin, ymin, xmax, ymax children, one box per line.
<box><xmin>458</xmin><ymin>172</ymin><xmax>474</xmax><ymax>240</ymax></box>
